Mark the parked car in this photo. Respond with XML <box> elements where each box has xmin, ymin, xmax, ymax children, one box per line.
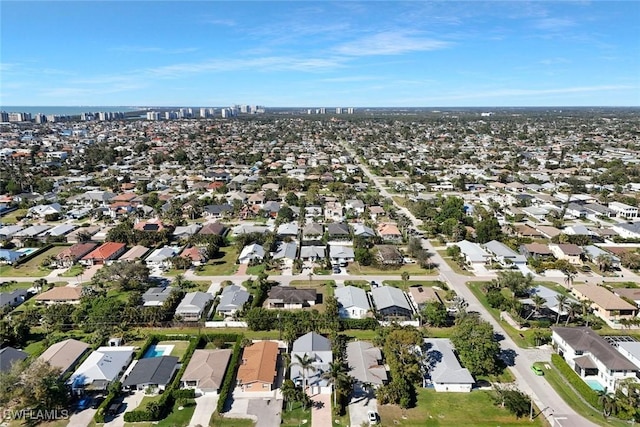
<box><xmin>367</xmin><ymin>410</ymin><xmax>379</xmax><ymax>424</ymax></box>
<box><xmin>531</xmin><ymin>365</ymin><xmax>544</xmax><ymax>376</ymax></box>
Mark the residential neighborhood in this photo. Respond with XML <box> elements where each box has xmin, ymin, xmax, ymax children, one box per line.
<box><xmin>1</xmin><ymin>108</ymin><xmax>640</xmax><ymax>427</ymax></box>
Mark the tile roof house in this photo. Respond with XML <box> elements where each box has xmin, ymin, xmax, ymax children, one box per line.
<box><xmin>408</xmin><ymin>286</ymin><xmax>443</xmax><ymax>310</ymax></box>
<box><xmin>38</xmin><ymin>338</ymin><xmax>90</xmax><ymax>376</ymax></box>
<box><xmin>81</xmin><ymin>242</ymin><xmax>127</xmax><ymax>265</ymax></box>
<box><xmin>571</xmin><ymin>284</ymin><xmax>638</xmax><ymax>326</ymax></box>
<box><xmin>377</xmin><ymin>223</ymin><xmax>402</xmax><ymax>242</ymax></box>
<box><xmin>422</xmin><ymin>338</ymin><xmax>474</xmax><ymax>392</ymax></box>
<box><xmin>56</xmin><ymin>242</ymin><xmax>98</xmax><ymax>267</ymax></box>
<box><xmin>175</xmin><ymin>291</ymin><xmax>213</xmax><ymax>321</ymax></box>
<box><xmin>0</xmin><ymin>346</ymin><xmax>28</xmax><ymax>373</ymax></box>
<box><xmin>551</xmin><ymin>326</ymin><xmax>638</xmax><ymax>391</ymax></box>
<box><xmin>326</xmin><ymin>222</ymin><xmax>350</xmax><ymax>240</ymax></box>
<box><xmin>68</xmin><ymin>346</ymin><xmax>135</xmax><ymax>394</ymax></box>
<box><xmin>122</xmin><ymin>356</ymin><xmax>179</xmax><ymax>392</ymax></box>
<box><xmin>371</xmin><ymin>286</ymin><xmax>413</xmax><ymax>320</ymax></box>
<box><xmin>302</xmin><ymin>223</ymin><xmax>324</xmax><ymax>243</ymax></box>
<box><xmin>180</xmin><ymin>246</ymin><xmax>207</xmax><ymax>266</ymax></box>
<box><xmin>34</xmin><ymin>286</ymin><xmax>83</xmax><ymax>305</ymax></box>
<box><xmin>180</xmin><ymin>349</ymin><xmax>232</xmax><ymax>394</ymax></box>
<box><xmin>236</xmin><ymin>341</ymin><xmax>279</xmax><ymax>392</ymax></box>
<box><xmin>346</xmin><ymin>341</ymin><xmax>388</xmax><ymax>388</ymax></box>
<box><xmin>117</xmin><ymin>245</ymin><xmax>150</xmax><ymax>262</ymax></box>
<box><xmin>198</xmin><ymin>221</ymin><xmax>228</xmax><ymax>236</ymax></box>
<box><xmin>291</xmin><ymin>332</ymin><xmax>332</xmax><ymax>394</ymax></box>
<box><xmin>334</xmin><ymin>285</ymin><xmax>370</xmax><ymax>319</ymax></box>
<box><xmin>549</xmin><ymin>243</ymin><xmax>583</xmax><ymax>265</ymax></box>
<box><xmin>376</xmin><ymin>245</ymin><xmax>404</xmax><ymax>265</ymax></box>
<box><xmin>266</xmin><ymin>286</ymin><xmax>317</xmax><ymax>310</ymax></box>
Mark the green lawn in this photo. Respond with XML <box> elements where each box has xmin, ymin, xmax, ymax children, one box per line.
<box><xmin>136</xmin><ymin>394</ymin><xmax>163</xmax><ymax>410</ymax></box>
<box><xmin>534</xmin><ymin>362</ymin><xmax>629</xmax><ymax>427</ymax></box>
<box><xmin>0</xmin><ymin>246</ymin><xmax>68</xmax><ymax>277</ymax></box>
<box><xmin>194</xmin><ymin>247</ymin><xmax>239</xmax><ymax>276</ymax></box>
<box><xmin>59</xmin><ymin>264</ymin><xmax>85</xmax><ymax>277</ymax></box>
<box><xmin>0</xmin><ymin>208</ymin><xmax>27</xmax><ymax>224</ymax></box>
<box><xmin>347</xmin><ymin>262</ymin><xmax>438</xmax><ymax>276</ymax></box>
<box><xmin>435</xmin><ymin>251</ymin><xmax>474</xmax><ymax>276</ymax></box>
<box><xmin>466</xmin><ymin>281</ymin><xmax>543</xmax><ymax>348</ymax></box>
<box><xmin>157</xmin><ymin>340</ymin><xmax>190</xmax><ymax>360</ymax></box>
<box><xmin>280</xmin><ymin>401</ymin><xmax>311</xmax><ymax>427</ymax></box>
<box><xmin>209</xmin><ymin>414</ymin><xmax>255</xmax><ymax>426</ymax></box>
<box><xmin>125</xmin><ymin>399</ymin><xmax>197</xmax><ymax>427</ymax></box>
<box><xmin>382</xmin><ymin>280</ymin><xmax>445</xmax><ymax>291</ymax></box>
<box><xmin>378</xmin><ymin>388</ymin><xmax>546</xmax><ymax>426</ymax></box>
<box><xmin>0</xmin><ymin>281</ymin><xmax>36</xmax><ymax>291</ymax></box>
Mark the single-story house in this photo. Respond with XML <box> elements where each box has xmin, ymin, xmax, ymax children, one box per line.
<box><xmin>38</xmin><ymin>338</ymin><xmax>90</xmax><ymax>376</ymax></box>
<box><xmin>549</xmin><ymin>243</ymin><xmax>583</xmax><ymax>265</ymax></box>
<box><xmin>422</xmin><ymin>338</ymin><xmax>474</xmax><ymax>392</ymax></box>
<box><xmin>272</xmin><ymin>241</ymin><xmax>298</xmax><ymax>262</ymax></box>
<box><xmin>377</xmin><ymin>223</ymin><xmax>402</xmax><ymax>242</ymax></box>
<box><xmin>142</xmin><ymin>286</ymin><xmax>174</xmax><ymax>307</ymax></box>
<box><xmin>0</xmin><ymin>346</ymin><xmax>28</xmax><ymax>373</ymax></box>
<box><xmin>118</xmin><ymin>245</ymin><xmax>150</xmax><ymax>262</ymax></box>
<box><xmin>376</xmin><ymin>245</ymin><xmax>404</xmax><ymax>265</ymax></box>
<box><xmin>175</xmin><ymin>291</ymin><xmax>213</xmax><ymax>321</ymax></box>
<box><xmin>371</xmin><ymin>286</ymin><xmax>413</xmax><ymax>320</ymax></box>
<box><xmin>334</xmin><ymin>285</ymin><xmax>370</xmax><ymax>319</ymax></box>
<box><xmin>0</xmin><ymin>288</ymin><xmax>28</xmax><ymax>310</ymax></box>
<box><xmin>571</xmin><ymin>284</ymin><xmax>638</xmax><ymax>326</ymax></box>
<box><xmin>299</xmin><ymin>245</ymin><xmax>326</xmax><ymax>261</ymax></box>
<box><xmin>180</xmin><ymin>349</ymin><xmax>232</xmax><ymax>394</ymax></box>
<box><xmin>236</xmin><ymin>341</ymin><xmax>279</xmax><ymax>392</ymax></box>
<box><xmin>408</xmin><ymin>286</ymin><xmax>443</xmax><ymax>311</ymax></box>
<box><xmin>216</xmin><ymin>285</ymin><xmax>250</xmax><ymax>316</ymax></box>
<box><xmin>266</xmin><ymin>286</ymin><xmax>317</xmax><ymax>310</ymax></box>
<box><xmin>34</xmin><ymin>286</ymin><xmax>82</xmax><ymax>305</ymax></box>
<box><xmin>122</xmin><ymin>356</ymin><xmax>179</xmax><ymax>392</ymax></box>
<box><xmin>452</xmin><ymin>240</ymin><xmax>491</xmax><ymax>268</ymax></box>
<box><xmin>238</xmin><ymin>243</ymin><xmax>265</xmax><ymax>264</ymax></box>
<box><xmin>180</xmin><ymin>246</ymin><xmax>207</xmax><ymax>266</ymax></box>
<box><xmin>81</xmin><ymin>242</ymin><xmax>127</xmax><ymax>265</ymax></box>
<box><xmin>68</xmin><ymin>346</ymin><xmax>135</xmax><ymax>395</ymax></box>
<box><xmin>145</xmin><ymin>246</ymin><xmax>181</xmax><ymax>269</ymax></box>
<box><xmin>328</xmin><ymin>245</ymin><xmax>355</xmax><ymax>265</ymax></box>
<box><xmin>56</xmin><ymin>242</ymin><xmax>98</xmax><ymax>267</ymax></box>
<box><xmin>346</xmin><ymin>341</ymin><xmax>388</xmax><ymax>390</ymax></box>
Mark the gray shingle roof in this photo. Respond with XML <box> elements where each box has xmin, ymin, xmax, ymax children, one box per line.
<box><xmin>292</xmin><ymin>332</ymin><xmax>331</xmax><ymax>353</ymax></box>
<box><xmin>216</xmin><ymin>285</ymin><xmax>250</xmax><ymax>312</ymax></box>
<box><xmin>335</xmin><ymin>286</ymin><xmax>370</xmax><ymax>311</ymax></box>
<box><xmin>122</xmin><ymin>356</ymin><xmax>179</xmax><ymax>387</ymax></box>
<box><xmin>371</xmin><ymin>286</ymin><xmax>411</xmax><ymax>311</ymax></box>
<box><xmin>423</xmin><ymin>338</ymin><xmax>474</xmax><ymax>385</ymax></box>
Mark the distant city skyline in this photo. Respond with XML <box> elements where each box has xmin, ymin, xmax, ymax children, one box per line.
<box><xmin>2</xmin><ymin>1</ymin><xmax>639</xmax><ymax>107</ymax></box>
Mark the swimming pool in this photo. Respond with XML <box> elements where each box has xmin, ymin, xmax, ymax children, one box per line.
<box><xmin>142</xmin><ymin>344</ymin><xmax>174</xmax><ymax>359</ymax></box>
<box><xmin>585</xmin><ymin>378</ymin><xmax>605</xmax><ymax>392</ymax></box>
<box><xmin>17</xmin><ymin>247</ymin><xmax>38</xmax><ymax>256</ymax></box>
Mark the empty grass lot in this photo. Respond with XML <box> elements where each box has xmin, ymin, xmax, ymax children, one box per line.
<box><xmin>0</xmin><ymin>246</ymin><xmax>68</xmax><ymax>277</ymax></box>
<box><xmin>378</xmin><ymin>389</ymin><xmax>547</xmax><ymax>427</ymax></box>
<box><xmin>382</xmin><ymin>279</ymin><xmax>446</xmax><ymax>291</ymax></box>
<box><xmin>194</xmin><ymin>247</ymin><xmax>238</xmax><ymax>276</ymax></box>
<box><xmin>347</xmin><ymin>262</ymin><xmax>438</xmax><ymax>276</ymax></box>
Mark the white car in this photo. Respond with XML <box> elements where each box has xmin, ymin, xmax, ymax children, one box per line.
<box><xmin>367</xmin><ymin>410</ymin><xmax>378</xmax><ymax>425</ymax></box>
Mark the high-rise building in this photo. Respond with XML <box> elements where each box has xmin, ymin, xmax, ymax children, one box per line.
<box><xmin>146</xmin><ymin>111</ymin><xmax>160</xmax><ymax>121</ymax></box>
<box><xmin>347</xmin><ymin>108</ymin><xmax>355</xmax><ymax>114</ymax></box>
<box><xmin>34</xmin><ymin>114</ymin><xmax>47</xmax><ymax>124</ymax></box>
<box><xmin>1</xmin><ymin>111</ymin><xmax>10</xmax><ymax>122</ymax></box>
<box><xmin>335</xmin><ymin>107</ymin><xmax>342</xmax><ymax>114</ymax></box>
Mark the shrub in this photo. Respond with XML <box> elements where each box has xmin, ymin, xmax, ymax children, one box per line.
<box><xmin>216</xmin><ymin>336</ymin><xmax>243</xmax><ymax>413</ymax></box>
<box><xmin>172</xmin><ymin>389</ymin><xmax>196</xmax><ymax>399</ymax></box>
<box><xmin>93</xmin><ymin>381</ymin><xmax>121</xmax><ymax>423</ymax></box>
<box><xmin>551</xmin><ymin>354</ymin><xmax>602</xmax><ymax>410</ymax></box>
<box><xmin>339</xmin><ymin>318</ymin><xmax>379</xmax><ymax>330</ymax></box>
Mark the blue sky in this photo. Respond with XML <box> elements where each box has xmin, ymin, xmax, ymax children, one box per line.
<box><xmin>1</xmin><ymin>1</ymin><xmax>639</xmax><ymax>107</ymax></box>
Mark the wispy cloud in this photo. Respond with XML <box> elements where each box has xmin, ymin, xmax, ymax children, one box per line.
<box><xmin>145</xmin><ymin>56</ymin><xmax>346</xmax><ymax>78</ymax></box>
<box><xmin>205</xmin><ymin>18</ymin><xmax>236</xmax><ymax>27</ymax></box>
<box><xmin>333</xmin><ymin>31</ymin><xmax>451</xmax><ymax>56</ymax></box>
<box><xmin>533</xmin><ymin>17</ymin><xmax>576</xmax><ymax>31</ymax></box>
<box><xmin>318</xmin><ymin>76</ymin><xmax>380</xmax><ymax>83</ymax></box>
<box><xmin>110</xmin><ymin>46</ymin><xmax>199</xmax><ymax>54</ymax></box>
<box><xmin>539</xmin><ymin>57</ymin><xmax>571</xmax><ymax>65</ymax></box>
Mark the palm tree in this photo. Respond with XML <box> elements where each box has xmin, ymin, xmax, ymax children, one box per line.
<box><xmin>401</xmin><ymin>271</ymin><xmax>410</xmax><ymax>288</ymax></box>
<box><xmin>565</xmin><ymin>302</ymin><xmax>581</xmax><ymax>326</ymax></box>
<box><xmin>526</xmin><ymin>294</ymin><xmax>546</xmax><ymax>320</ymax></box>
<box><xmin>598</xmin><ymin>389</ymin><xmax>618</xmax><ymax>418</ymax></box>
<box><xmin>292</xmin><ymin>353</ymin><xmax>316</xmax><ymax>391</ymax></box>
<box><xmin>280</xmin><ymin>379</ymin><xmax>298</xmax><ymax>412</ymax></box>
<box><xmin>321</xmin><ymin>359</ymin><xmax>350</xmax><ymax>407</ymax></box>
<box><xmin>595</xmin><ymin>254</ymin><xmax>614</xmax><ymax>273</ymax></box>
<box><xmin>555</xmin><ymin>294</ymin><xmax>569</xmax><ymax>325</ymax></box>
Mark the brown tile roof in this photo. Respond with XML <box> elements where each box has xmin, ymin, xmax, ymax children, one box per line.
<box><xmin>82</xmin><ymin>242</ymin><xmax>126</xmax><ymax>261</ymax></box>
<box><xmin>236</xmin><ymin>341</ymin><xmax>278</xmax><ymax>386</ymax></box>
<box><xmin>38</xmin><ymin>338</ymin><xmax>90</xmax><ymax>373</ymax></box>
<box><xmin>572</xmin><ymin>285</ymin><xmax>638</xmax><ymax>311</ymax></box>
<box><xmin>56</xmin><ymin>242</ymin><xmax>98</xmax><ymax>261</ymax></box>
<box><xmin>34</xmin><ymin>286</ymin><xmax>82</xmax><ymax>302</ymax></box>
<box><xmin>180</xmin><ymin>349</ymin><xmax>232</xmax><ymax>391</ymax></box>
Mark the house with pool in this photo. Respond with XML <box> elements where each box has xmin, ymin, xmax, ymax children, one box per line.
<box><xmin>551</xmin><ymin>326</ymin><xmax>639</xmax><ymax>392</ymax></box>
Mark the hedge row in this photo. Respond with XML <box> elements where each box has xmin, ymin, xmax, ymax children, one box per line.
<box><xmin>339</xmin><ymin>318</ymin><xmax>379</xmax><ymax>330</ymax></box>
<box><xmin>93</xmin><ymin>382</ymin><xmax>121</xmax><ymax>423</ymax></box>
<box><xmin>216</xmin><ymin>335</ymin><xmax>243</xmax><ymax>413</ymax></box>
<box><xmin>551</xmin><ymin>353</ymin><xmax>602</xmax><ymax>409</ymax></box>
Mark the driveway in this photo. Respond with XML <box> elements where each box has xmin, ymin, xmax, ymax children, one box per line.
<box><xmin>188</xmin><ymin>393</ymin><xmax>219</xmax><ymax>427</ymax></box>
<box><xmin>349</xmin><ymin>388</ymin><xmax>377</xmax><ymax>427</ymax></box>
<box><xmin>67</xmin><ymin>407</ymin><xmax>97</xmax><ymax>427</ymax></box>
<box><xmin>225</xmin><ymin>397</ymin><xmax>283</xmax><ymax>427</ymax></box>
<box><xmin>104</xmin><ymin>392</ymin><xmax>144</xmax><ymax>427</ymax></box>
<box><xmin>310</xmin><ymin>393</ymin><xmax>331</xmax><ymax>427</ymax></box>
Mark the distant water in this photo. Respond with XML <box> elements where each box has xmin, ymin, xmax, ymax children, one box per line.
<box><xmin>0</xmin><ymin>106</ymin><xmax>145</xmax><ymax>116</ymax></box>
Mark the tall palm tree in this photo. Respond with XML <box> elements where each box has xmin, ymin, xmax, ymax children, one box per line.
<box><xmin>321</xmin><ymin>359</ymin><xmax>350</xmax><ymax>407</ymax></box>
<box><xmin>565</xmin><ymin>302</ymin><xmax>581</xmax><ymax>326</ymax></box>
<box><xmin>555</xmin><ymin>294</ymin><xmax>569</xmax><ymax>325</ymax></box>
<box><xmin>292</xmin><ymin>353</ymin><xmax>317</xmax><ymax>391</ymax></box>
<box><xmin>598</xmin><ymin>389</ymin><xmax>618</xmax><ymax>418</ymax></box>
<box><xmin>280</xmin><ymin>379</ymin><xmax>298</xmax><ymax>412</ymax></box>
<box><xmin>526</xmin><ymin>294</ymin><xmax>546</xmax><ymax>320</ymax></box>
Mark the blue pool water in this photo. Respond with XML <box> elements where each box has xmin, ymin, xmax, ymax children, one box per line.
<box><xmin>17</xmin><ymin>247</ymin><xmax>37</xmax><ymax>255</ymax></box>
<box><xmin>585</xmin><ymin>379</ymin><xmax>605</xmax><ymax>392</ymax></box>
<box><xmin>143</xmin><ymin>345</ymin><xmax>165</xmax><ymax>359</ymax></box>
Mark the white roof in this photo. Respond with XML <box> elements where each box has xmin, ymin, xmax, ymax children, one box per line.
<box><xmin>68</xmin><ymin>346</ymin><xmax>135</xmax><ymax>387</ymax></box>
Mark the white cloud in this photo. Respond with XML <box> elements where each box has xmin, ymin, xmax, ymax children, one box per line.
<box><xmin>333</xmin><ymin>31</ymin><xmax>451</xmax><ymax>56</ymax></box>
<box><xmin>533</xmin><ymin>18</ymin><xmax>576</xmax><ymax>31</ymax></box>
<box><xmin>109</xmin><ymin>46</ymin><xmax>199</xmax><ymax>54</ymax></box>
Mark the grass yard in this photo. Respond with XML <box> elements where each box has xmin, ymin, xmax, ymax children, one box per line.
<box><xmin>0</xmin><ymin>281</ymin><xmax>36</xmax><ymax>291</ymax></box>
<box><xmin>378</xmin><ymin>388</ymin><xmax>547</xmax><ymax>427</ymax></box>
<box><xmin>209</xmin><ymin>414</ymin><xmax>255</xmax><ymax>426</ymax></box>
<box><xmin>382</xmin><ymin>279</ymin><xmax>446</xmax><ymax>291</ymax></box>
<box><xmin>59</xmin><ymin>264</ymin><xmax>85</xmax><ymax>277</ymax></box>
<box><xmin>195</xmin><ymin>247</ymin><xmax>239</xmax><ymax>276</ymax></box>
<box><xmin>158</xmin><ymin>340</ymin><xmax>191</xmax><ymax>360</ymax></box>
<box><xmin>467</xmin><ymin>281</ymin><xmax>545</xmax><ymax>348</ymax></box>
<box><xmin>0</xmin><ymin>246</ymin><xmax>68</xmax><ymax>277</ymax></box>
<box><xmin>280</xmin><ymin>401</ymin><xmax>311</xmax><ymax>427</ymax></box>
<box><xmin>125</xmin><ymin>399</ymin><xmax>197</xmax><ymax>427</ymax></box>
<box><xmin>534</xmin><ymin>362</ymin><xmax>628</xmax><ymax>427</ymax></box>
<box><xmin>137</xmin><ymin>393</ymin><xmax>163</xmax><ymax>409</ymax></box>
<box><xmin>0</xmin><ymin>208</ymin><xmax>27</xmax><ymax>224</ymax></box>
<box><xmin>436</xmin><ymin>251</ymin><xmax>474</xmax><ymax>276</ymax></box>
<box><xmin>347</xmin><ymin>262</ymin><xmax>438</xmax><ymax>276</ymax></box>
